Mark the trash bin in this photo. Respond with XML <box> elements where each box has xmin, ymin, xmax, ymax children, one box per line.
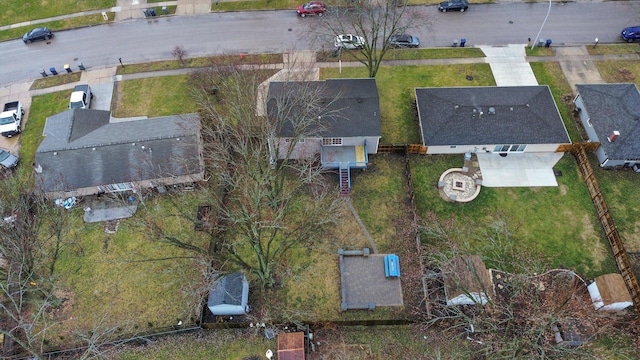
<box><xmin>545</xmin><ymin>39</ymin><xmax>552</xmax><ymax>48</ymax></box>
<box><xmin>64</xmin><ymin>64</ymin><xmax>72</xmax><ymax>73</ymax></box>
<box><xmin>149</xmin><ymin>8</ymin><xmax>156</xmax><ymax>16</ymax></box>
<box><xmin>452</xmin><ymin>39</ymin><xmax>458</xmax><ymax>47</ymax></box>
<box><xmin>49</xmin><ymin>67</ymin><xmax>58</xmax><ymax>75</ymax></box>
<box><xmin>162</xmin><ymin>6</ymin><xmax>168</xmax><ymax>15</ymax></box>
<box><xmin>142</xmin><ymin>8</ymin><xmax>149</xmax><ymax>17</ymax></box>
<box><xmin>77</xmin><ymin>62</ymin><xmax>86</xmax><ymax>71</ymax></box>
<box><xmin>460</xmin><ymin>38</ymin><xmax>466</xmax><ymax>47</ymax></box>
<box><xmin>538</xmin><ymin>39</ymin><xmax>544</xmax><ymax>47</ymax></box>
<box><xmin>40</xmin><ymin>69</ymin><xmax>48</xmax><ymax>77</ymax></box>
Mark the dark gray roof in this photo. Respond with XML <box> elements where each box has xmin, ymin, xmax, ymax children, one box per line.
<box><xmin>35</xmin><ymin>110</ymin><xmax>202</xmax><ymax>193</ymax></box>
<box><xmin>207</xmin><ymin>272</ymin><xmax>246</xmax><ymax>308</ymax></box>
<box><xmin>416</xmin><ymin>86</ymin><xmax>571</xmax><ymax>146</ymax></box>
<box><xmin>575</xmin><ymin>83</ymin><xmax>640</xmax><ymax>160</ymax></box>
<box><xmin>267</xmin><ymin>78</ymin><xmax>381</xmax><ymax>138</ymax></box>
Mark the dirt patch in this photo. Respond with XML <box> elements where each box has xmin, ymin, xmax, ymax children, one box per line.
<box><xmin>49</xmin><ymin>289</ymin><xmax>76</xmax><ymax>321</ymax></box>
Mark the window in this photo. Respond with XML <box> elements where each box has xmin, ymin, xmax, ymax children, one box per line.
<box><xmin>509</xmin><ymin>144</ymin><xmax>526</xmax><ymax>152</ymax></box>
<box><xmin>322</xmin><ymin>138</ymin><xmax>342</xmax><ymax>146</ymax></box>
<box><xmin>494</xmin><ymin>144</ymin><xmax>526</xmax><ymax>152</ymax></box>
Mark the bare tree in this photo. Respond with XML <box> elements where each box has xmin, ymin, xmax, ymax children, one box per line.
<box><xmin>171</xmin><ymin>45</ymin><xmax>188</xmax><ymax>66</ymax></box>
<box><xmin>313</xmin><ymin>0</ymin><xmax>423</xmax><ymax>77</ymax></box>
<box><xmin>418</xmin><ymin>213</ymin><xmax>620</xmax><ymax>359</ymax></box>
<box><xmin>143</xmin><ymin>58</ymin><xmax>343</xmax><ymax>291</ymax></box>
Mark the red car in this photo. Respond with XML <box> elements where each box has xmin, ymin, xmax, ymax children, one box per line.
<box><xmin>297</xmin><ymin>1</ymin><xmax>326</xmax><ymax>17</ymax></box>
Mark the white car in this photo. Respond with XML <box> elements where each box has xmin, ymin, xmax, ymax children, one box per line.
<box><xmin>334</xmin><ymin>34</ymin><xmax>365</xmax><ymax>49</ymax></box>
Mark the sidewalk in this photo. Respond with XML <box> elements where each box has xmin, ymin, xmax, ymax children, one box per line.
<box><xmin>1</xmin><ymin>45</ymin><xmax>636</xmax><ymax>155</ymax></box>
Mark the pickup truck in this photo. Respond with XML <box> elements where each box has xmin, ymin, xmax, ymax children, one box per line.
<box><xmin>0</xmin><ymin>101</ymin><xmax>24</xmax><ymax>138</ymax></box>
<box><xmin>69</xmin><ymin>84</ymin><xmax>94</xmax><ymax>109</ymax></box>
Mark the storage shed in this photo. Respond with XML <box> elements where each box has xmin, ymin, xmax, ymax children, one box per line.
<box><xmin>207</xmin><ymin>272</ymin><xmax>251</xmax><ymax>316</ymax></box>
<box><xmin>587</xmin><ymin>273</ymin><xmax>633</xmax><ymax>311</ymax></box>
<box><xmin>442</xmin><ymin>255</ymin><xmax>492</xmax><ymax>306</ymax></box>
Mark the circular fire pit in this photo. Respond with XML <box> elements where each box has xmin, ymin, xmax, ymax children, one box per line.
<box><xmin>437</xmin><ymin>168</ymin><xmax>481</xmax><ymax>203</ymax></box>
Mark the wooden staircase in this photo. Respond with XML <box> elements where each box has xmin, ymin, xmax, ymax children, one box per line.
<box><xmin>339</xmin><ymin>167</ymin><xmax>350</xmax><ymax>196</ymax></box>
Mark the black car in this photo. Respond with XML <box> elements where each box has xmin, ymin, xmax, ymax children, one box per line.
<box><xmin>22</xmin><ymin>27</ymin><xmax>54</xmax><ymax>44</ymax></box>
<box><xmin>389</xmin><ymin>34</ymin><xmax>420</xmax><ymax>48</ymax></box>
<box><xmin>438</xmin><ymin>0</ymin><xmax>468</xmax><ymax>12</ymax></box>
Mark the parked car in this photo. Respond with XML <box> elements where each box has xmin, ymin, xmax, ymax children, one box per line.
<box><xmin>69</xmin><ymin>84</ymin><xmax>93</xmax><ymax>109</ymax></box>
<box><xmin>389</xmin><ymin>34</ymin><xmax>420</xmax><ymax>48</ymax></box>
<box><xmin>22</xmin><ymin>27</ymin><xmax>54</xmax><ymax>44</ymax></box>
<box><xmin>297</xmin><ymin>1</ymin><xmax>326</xmax><ymax>17</ymax></box>
<box><xmin>0</xmin><ymin>149</ymin><xmax>19</xmax><ymax>170</ymax></box>
<box><xmin>335</xmin><ymin>34</ymin><xmax>365</xmax><ymax>49</ymax></box>
<box><xmin>438</xmin><ymin>0</ymin><xmax>468</xmax><ymax>12</ymax></box>
<box><xmin>621</xmin><ymin>26</ymin><xmax>640</xmax><ymax>42</ymax></box>
<box><xmin>0</xmin><ymin>101</ymin><xmax>24</xmax><ymax>138</ymax></box>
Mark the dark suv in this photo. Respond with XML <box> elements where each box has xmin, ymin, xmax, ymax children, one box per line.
<box><xmin>439</xmin><ymin>0</ymin><xmax>469</xmax><ymax>12</ymax></box>
<box><xmin>621</xmin><ymin>26</ymin><xmax>640</xmax><ymax>42</ymax></box>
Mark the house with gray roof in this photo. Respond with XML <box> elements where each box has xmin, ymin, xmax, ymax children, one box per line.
<box><xmin>574</xmin><ymin>83</ymin><xmax>640</xmax><ymax>171</ymax></box>
<box><xmin>35</xmin><ymin>109</ymin><xmax>204</xmax><ymax>199</ymax></box>
<box><xmin>415</xmin><ymin>86</ymin><xmax>571</xmax><ymax>187</ymax></box>
<box><xmin>267</xmin><ymin>78</ymin><xmax>381</xmax><ymax>194</ymax></box>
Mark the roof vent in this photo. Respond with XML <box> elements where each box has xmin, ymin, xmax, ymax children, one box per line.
<box><xmin>488</xmin><ymin>107</ymin><xmax>496</xmax><ymax>115</ymax></box>
<box><xmin>455</xmin><ymin>105</ymin><xmax>459</xmax><ymax>109</ymax></box>
<box><xmin>608</xmin><ymin>131</ymin><xmax>620</xmax><ymax>142</ymax></box>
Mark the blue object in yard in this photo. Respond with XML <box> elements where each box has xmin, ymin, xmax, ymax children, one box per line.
<box><xmin>149</xmin><ymin>8</ymin><xmax>156</xmax><ymax>16</ymax></box>
<box><xmin>460</xmin><ymin>38</ymin><xmax>466</xmax><ymax>47</ymax></box>
<box><xmin>49</xmin><ymin>67</ymin><xmax>58</xmax><ymax>75</ymax></box>
<box><xmin>384</xmin><ymin>254</ymin><xmax>400</xmax><ymax>278</ymax></box>
<box><xmin>545</xmin><ymin>39</ymin><xmax>552</xmax><ymax>48</ymax></box>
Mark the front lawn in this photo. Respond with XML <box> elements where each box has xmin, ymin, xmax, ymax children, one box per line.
<box><xmin>0</xmin><ymin>0</ymin><xmax>114</xmax><ymax>26</ymax></box>
<box><xmin>112</xmin><ymin>76</ymin><xmax>198</xmax><ymax>117</ymax></box>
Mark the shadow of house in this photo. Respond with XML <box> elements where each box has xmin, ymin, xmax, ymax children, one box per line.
<box><xmin>207</xmin><ymin>272</ymin><xmax>251</xmax><ymax>316</ymax></box>
<box><xmin>574</xmin><ymin>83</ymin><xmax>640</xmax><ymax>171</ymax></box>
<box><xmin>415</xmin><ymin>86</ymin><xmax>571</xmax><ymax>187</ymax></box>
<box><xmin>34</xmin><ymin>109</ymin><xmax>204</xmax><ymax>199</ymax></box>
<box><xmin>442</xmin><ymin>255</ymin><xmax>492</xmax><ymax>306</ymax></box>
<box><xmin>267</xmin><ymin>78</ymin><xmax>381</xmax><ymax>195</ymax></box>
<box><xmin>587</xmin><ymin>273</ymin><xmax>633</xmax><ymax>311</ymax></box>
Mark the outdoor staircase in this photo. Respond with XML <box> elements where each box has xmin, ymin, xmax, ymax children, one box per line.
<box><xmin>339</xmin><ymin>167</ymin><xmax>350</xmax><ymax>196</ymax></box>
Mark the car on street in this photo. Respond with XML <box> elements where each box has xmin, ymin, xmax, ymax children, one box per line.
<box><xmin>22</xmin><ymin>27</ymin><xmax>54</xmax><ymax>44</ymax></box>
<box><xmin>388</xmin><ymin>34</ymin><xmax>420</xmax><ymax>48</ymax></box>
<box><xmin>297</xmin><ymin>1</ymin><xmax>326</xmax><ymax>17</ymax></box>
<box><xmin>621</xmin><ymin>26</ymin><xmax>640</xmax><ymax>42</ymax></box>
<box><xmin>0</xmin><ymin>149</ymin><xmax>18</xmax><ymax>170</ymax></box>
<box><xmin>438</xmin><ymin>0</ymin><xmax>468</xmax><ymax>12</ymax></box>
<box><xmin>335</xmin><ymin>34</ymin><xmax>365</xmax><ymax>49</ymax></box>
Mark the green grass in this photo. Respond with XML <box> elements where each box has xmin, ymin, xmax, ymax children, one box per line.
<box><xmin>525</xmin><ymin>45</ymin><xmax>555</xmax><ymax>57</ymax></box>
<box><xmin>587</xmin><ymin>43</ymin><xmax>640</xmax><ymax>55</ymax></box>
<box><xmin>113</xmin><ymin>76</ymin><xmax>198</xmax><ymax>117</ymax></box>
<box><xmin>594</xmin><ymin>60</ymin><xmax>640</xmax><ymax>87</ymax></box>
<box><xmin>0</xmin><ymin>12</ymin><xmax>115</xmax><ymax>42</ymax></box>
<box><xmin>410</xmin><ymin>154</ymin><xmax>617</xmax><ymax>278</ymax></box>
<box><xmin>30</xmin><ymin>72</ymin><xmax>81</xmax><ymax>90</ymax></box>
<box><xmin>318</xmin><ymin>47</ymin><xmax>485</xmax><ymax>62</ymax></box>
<box><xmin>0</xmin><ymin>0</ymin><xmax>115</xmax><ymax>27</ymax></box>
<box><xmin>48</xmin><ymin>192</ymin><xmax>209</xmax><ymax>346</ymax></box>
<box><xmin>116</xmin><ymin>53</ymin><xmax>282</xmax><ymax>75</ymax></box>
<box><xmin>321</xmin><ymin>64</ymin><xmax>495</xmax><ymax>144</ymax></box>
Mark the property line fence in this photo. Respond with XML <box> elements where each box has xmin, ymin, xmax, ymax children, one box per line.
<box><xmin>570</xmin><ymin>145</ymin><xmax>640</xmax><ymax>314</ymax></box>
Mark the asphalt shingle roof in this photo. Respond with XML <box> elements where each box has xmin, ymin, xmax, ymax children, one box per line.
<box><xmin>575</xmin><ymin>83</ymin><xmax>640</xmax><ymax>160</ymax></box>
<box><xmin>416</xmin><ymin>86</ymin><xmax>571</xmax><ymax>146</ymax></box>
<box><xmin>267</xmin><ymin>78</ymin><xmax>381</xmax><ymax>138</ymax></box>
<box><xmin>35</xmin><ymin>110</ymin><xmax>203</xmax><ymax>193</ymax></box>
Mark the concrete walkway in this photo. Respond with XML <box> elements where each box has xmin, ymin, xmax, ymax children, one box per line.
<box><xmin>556</xmin><ymin>46</ymin><xmax>605</xmax><ymax>92</ymax></box>
<box><xmin>479</xmin><ymin>44</ymin><xmax>539</xmax><ymax>86</ymax></box>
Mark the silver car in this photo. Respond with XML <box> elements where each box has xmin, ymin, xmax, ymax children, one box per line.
<box><xmin>335</xmin><ymin>34</ymin><xmax>365</xmax><ymax>49</ymax></box>
<box><xmin>0</xmin><ymin>149</ymin><xmax>19</xmax><ymax>169</ymax></box>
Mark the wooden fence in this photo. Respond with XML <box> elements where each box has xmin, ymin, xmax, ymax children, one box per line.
<box><xmin>571</xmin><ymin>145</ymin><xmax>640</xmax><ymax>314</ymax></box>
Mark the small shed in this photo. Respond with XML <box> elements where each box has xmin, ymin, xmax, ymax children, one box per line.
<box><xmin>587</xmin><ymin>273</ymin><xmax>633</xmax><ymax>311</ymax></box>
<box><xmin>207</xmin><ymin>272</ymin><xmax>251</xmax><ymax>316</ymax></box>
<box><xmin>442</xmin><ymin>255</ymin><xmax>492</xmax><ymax>306</ymax></box>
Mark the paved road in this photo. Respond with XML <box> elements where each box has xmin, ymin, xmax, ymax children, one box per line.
<box><xmin>1</xmin><ymin>2</ymin><xmax>638</xmax><ymax>85</ymax></box>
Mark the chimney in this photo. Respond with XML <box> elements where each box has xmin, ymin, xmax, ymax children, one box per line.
<box><xmin>608</xmin><ymin>131</ymin><xmax>620</xmax><ymax>142</ymax></box>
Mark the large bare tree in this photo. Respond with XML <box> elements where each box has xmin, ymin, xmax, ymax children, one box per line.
<box><xmin>313</xmin><ymin>0</ymin><xmax>423</xmax><ymax>77</ymax></box>
<box><xmin>145</xmin><ymin>59</ymin><xmax>343</xmax><ymax>290</ymax></box>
